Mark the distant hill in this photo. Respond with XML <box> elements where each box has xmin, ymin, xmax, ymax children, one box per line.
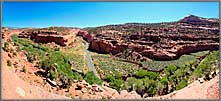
<box><xmin>85</xmin><ymin>15</ymin><xmax>219</xmax><ymax>35</ymax></box>
<box><xmin>178</xmin><ymin>14</ymin><xmax>219</xmax><ymax>25</ymax></box>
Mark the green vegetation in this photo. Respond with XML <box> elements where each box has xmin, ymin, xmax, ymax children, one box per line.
<box><xmin>104</xmin><ymin>72</ymin><xmax>124</xmax><ymax>91</ymax></box>
<box><xmin>60</xmin><ymin>37</ymin><xmax>88</xmax><ymax>73</ymax></box>
<box><xmin>21</xmin><ymin>66</ymin><xmax>27</xmax><ymax>73</ymax></box>
<box><xmin>176</xmin><ymin>79</ymin><xmax>188</xmax><ymax>90</ymax></box>
<box><xmin>39</xmin><ymin>51</ymin><xmax>75</xmax><ymax>81</ymax></box>
<box><xmin>135</xmin><ymin>70</ymin><xmax>159</xmax><ymax>80</ymax></box>
<box><xmin>72</xmin><ymin>71</ymin><xmax>83</xmax><ymax>80</ymax></box>
<box><xmin>7</xmin><ymin>60</ymin><xmax>12</xmax><ymax>66</ymax></box>
<box><xmin>102</xmin><ymin>51</ymin><xmax>219</xmax><ymax>97</ymax></box>
<box><xmin>2</xmin><ymin>42</ymin><xmax>10</xmax><ymax>52</ymax></box>
<box><xmin>13</xmin><ymin>51</ymin><xmax>17</xmax><ymax>56</ymax></box>
<box><xmin>190</xmin><ymin>51</ymin><xmax>209</xmax><ymax>57</ymax></box>
<box><xmin>192</xmin><ymin>51</ymin><xmax>219</xmax><ymax>80</ymax></box>
<box><xmin>11</xmin><ymin>35</ymin><xmax>100</xmax><ymax>88</ymax></box>
<box><xmin>54</xmin><ymin>47</ymin><xmax>60</xmax><ymax>51</ymax></box>
<box><xmin>84</xmin><ymin>71</ymin><xmax>102</xmax><ymax>85</ymax></box>
<box><xmin>141</xmin><ymin>55</ymin><xmax>198</xmax><ymax>71</ymax></box>
<box><xmin>91</xmin><ymin>52</ymin><xmax>140</xmax><ymax>77</ymax></box>
<box><xmin>12</xmin><ymin>34</ymin><xmax>48</xmax><ymax>61</ymax></box>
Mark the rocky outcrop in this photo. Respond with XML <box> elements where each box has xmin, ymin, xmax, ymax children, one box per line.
<box><xmin>68</xmin><ymin>80</ymin><xmax>141</xmax><ymax>99</ymax></box>
<box><xmin>2</xmin><ymin>28</ymin><xmax>8</xmax><ymax>39</ymax></box>
<box><xmin>89</xmin><ymin>39</ymin><xmax>114</xmax><ymax>53</ymax></box>
<box><xmin>77</xmin><ymin>30</ymin><xmax>94</xmax><ymax>42</ymax></box>
<box><xmin>81</xmin><ymin>31</ymin><xmax>219</xmax><ymax>61</ymax></box>
<box><xmin>79</xmin><ymin>15</ymin><xmax>219</xmax><ymax>61</ymax></box>
<box><xmin>18</xmin><ymin>29</ymin><xmax>79</xmax><ymax>46</ymax></box>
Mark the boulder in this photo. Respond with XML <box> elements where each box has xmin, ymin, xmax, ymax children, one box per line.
<box><xmin>120</xmin><ymin>90</ymin><xmax>128</xmax><ymax>97</ymax></box>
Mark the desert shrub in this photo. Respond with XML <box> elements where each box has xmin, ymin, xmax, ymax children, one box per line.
<box><xmin>109</xmin><ymin>79</ymin><xmax>124</xmax><ymax>91</ymax></box>
<box><xmin>135</xmin><ymin>70</ymin><xmax>148</xmax><ymax>78</ymax></box>
<box><xmin>174</xmin><ymin>69</ymin><xmax>184</xmax><ymax>82</ymax></box>
<box><xmin>104</xmin><ymin>72</ymin><xmax>124</xmax><ymax>91</ymax></box>
<box><xmin>47</xmin><ymin>68</ymin><xmax>58</xmax><ymax>80</ymax></box>
<box><xmin>160</xmin><ymin>77</ymin><xmax>168</xmax><ymax>85</ymax></box>
<box><xmin>159</xmin><ymin>77</ymin><xmax>169</xmax><ymax>95</ymax></box>
<box><xmin>54</xmin><ymin>47</ymin><xmax>60</xmax><ymax>51</ymax></box>
<box><xmin>124</xmin><ymin>77</ymin><xmax>138</xmax><ymax>91</ymax></box>
<box><xmin>144</xmin><ymin>79</ymin><xmax>159</xmax><ymax>96</ymax></box>
<box><xmin>84</xmin><ymin>71</ymin><xmax>102</xmax><ymax>85</ymax></box>
<box><xmin>192</xmin><ymin>51</ymin><xmax>219</xmax><ymax>80</ymax></box>
<box><xmin>145</xmin><ymin>71</ymin><xmax>160</xmax><ymax>80</ymax></box>
<box><xmin>7</xmin><ymin>60</ymin><xmax>12</xmax><ymax>66</ymax></box>
<box><xmin>73</xmin><ymin>71</ymin><xmax>83</xmax><ymax>80</ymax></box>
<box><xmin>176</xmin><ymin>79</ymin><xmax>188</xmax><ymax>90</ymax></box>
<box><xmin>135</xmin><ymin>70</ymin><xmax>159</xmax><ymax>80</ymax></box>
<box><xmin>39</xmin><ymin>51</ymin><xmax>75</xmax><ymax>82</ymax></box>
<box><xmin>2</xmin><ymin>42</ymin><xmax>10</xmax><ymax>52</ymax></box>
<box><xmin>104</xmin><ymin>74</ymin><xmax>115</xmax><ymax>82</ymax></box>
<box><xmin>134</xmin><ymin>79</ymin><xmax>145</xmax><ymax>94</ymax></box>
<box><xmin>112</xmin><ymin>71</ymin><xmax>123</xmax><ymax>79</ymax></box>
<box><xmin>13</xmin><ymin>51</ymin><xmax>17</xmax><ymax>56</ymax></box>
<box><xmin>33</xmin><ymin>44</ymin><xmax>48</xmax><ymax>52</ymax></box>
<box><xmin>58</xmin><ymin>73</ymin><xmax>73</xmax><ymax>88</ymax></box>
<box><xmin>21</xmin><ymin>66</ymin><xmax>27</xmax><ymax>73</ymax></box>
<box><xmin>26</xmin><ymin>53</ymin><xmax>35</xmax><ymax>63</ymax></box>
<box><xmin>164</xmin><ymin>65</ymin><xmax>177</xmax><ymax>76</ymax></box>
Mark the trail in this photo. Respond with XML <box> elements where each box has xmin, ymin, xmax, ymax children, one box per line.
<box><xmin>85</xmin><ymin>42</ymin><xmax>100</xmax><ymax>79</ymax></box>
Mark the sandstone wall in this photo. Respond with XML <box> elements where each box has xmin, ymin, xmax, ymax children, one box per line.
<box><xmin>79</xmin><ymin>30</ymin><xmax>219</xmax><ymax>61</ymax></box>
<box><xmin>18</xmin><ymin>29</ymin><xmax>78</xmax><ymax>46</ymax></box>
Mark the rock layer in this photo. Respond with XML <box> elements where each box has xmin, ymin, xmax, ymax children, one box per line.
<box><xmin>18</xmin><ymin>29</ymin><xmax>80</xmax><ymax>46</ymax></box>
<box><xmin>79</xmin><ymin>15</ymin><xmax>219</xmax><ymax>61</ymax></box>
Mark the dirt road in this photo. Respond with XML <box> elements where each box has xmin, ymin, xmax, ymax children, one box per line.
<box><xmin>85</xmin><ymin>42</ymin><xmax>100</xmax><ymax>79</ymax></box>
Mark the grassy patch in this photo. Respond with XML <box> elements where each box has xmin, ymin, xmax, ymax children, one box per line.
<box><xmin>12</xmin><ymin>34</ymin><xmax>48</xmax><ymax>61</ymax></box>
<box><xmin>84</xmin><ymin>71</ymin><xmax>102</xmax><ymax>85</ymax></box>
<box><xmin>60</xmin><ymin>37</ymin><xmax>88</xmax><ymax>73</ymax></box>
<box><xmin>192</xmin><ymin>51</ymin><xmax>219</xmax><ymax>80</ymax></box>
<box><xmin>141</xmin><ymin>54</ymin><xmax>198</xmax><ymax>71</ymax></box>
<box><xmin>190</xmin><ymin>51</ymin><xmax>209</xmax><ymax>57</ymax></box>
<box><xmin>91</xmin><ymin>52</ymin><xmax>140</xmax><ymax>77</ymax></box>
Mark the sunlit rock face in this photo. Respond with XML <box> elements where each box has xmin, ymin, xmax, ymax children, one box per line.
<box><xmin>79</xmin><ymin>15</ymin><xmax>219</xmax><ymax>61</ymax></box>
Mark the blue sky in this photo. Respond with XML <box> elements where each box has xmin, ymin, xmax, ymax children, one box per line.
<box><xmin>2</xmin><ymin>2</ymin><xmax>219</xmax><ymax>28</ymax></box>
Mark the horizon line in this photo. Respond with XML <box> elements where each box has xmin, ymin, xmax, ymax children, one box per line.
<box><xmin>3</xmin><ymin>14</ymin><xmax>219</xmax><ymax>29</ymax></box>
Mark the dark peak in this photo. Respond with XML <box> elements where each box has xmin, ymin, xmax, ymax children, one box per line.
<box><xmin>180</xmin><ymin>14</ymin><xmax>202</xmax><ymax>21</ymax></box>
<box><xmin>179</xmin><ymin>14</ymin><xmax>215</xmax><ymax>24</ymax></box>
<box><xmin>179</xmin><ymin>14</ymin><xmax>219</xmax><ymax>24</ymax></box>
<box><xmin>186</xmin><ymin>14</ymin><xmax>200</xmax><ymax>18</ymax></box>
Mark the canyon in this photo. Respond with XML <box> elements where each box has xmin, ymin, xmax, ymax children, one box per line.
<box><xmin>2</xmin><ymin>15</ymin><xmax>219</xmax><ymax>100</ymax></box>
<box><xmin>77</xmin><ymin>15</ymin><xmax>219</xmax><ymax>61</ymax></box>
